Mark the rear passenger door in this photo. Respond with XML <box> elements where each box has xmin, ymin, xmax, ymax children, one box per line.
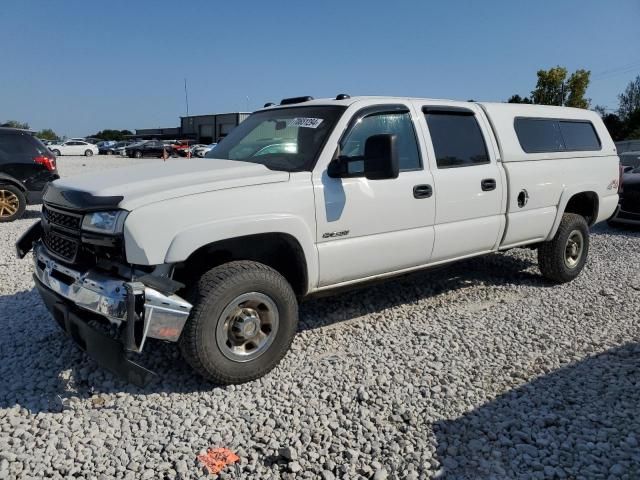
<box><xmin>416</xmin><ymin>104</ymin><xmax>504</xmax><ymax>261</ymax></box>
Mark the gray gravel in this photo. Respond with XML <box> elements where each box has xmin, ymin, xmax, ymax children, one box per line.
<box><xmin>1</xmin><ymin>155</ymin><xmax>639</xmax><ymax>479</ymax></box>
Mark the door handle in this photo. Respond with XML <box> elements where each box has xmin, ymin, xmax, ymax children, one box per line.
<box><xmin>413</xmin><ymin>184</ymin><xmax>433</xmax><ymax>199</ymax></box>
<box><xmin>481</xmin><ymin>178</ymin><xmax>496</xmax><ymax>191</ymax></box>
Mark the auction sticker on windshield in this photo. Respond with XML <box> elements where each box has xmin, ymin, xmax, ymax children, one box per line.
<box><xmin>288</xmin><ymin>118</ymin><xmax>323</xmax><ymax>128</ymax></box>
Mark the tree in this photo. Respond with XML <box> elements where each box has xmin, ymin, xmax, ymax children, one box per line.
<box><xmin>93</xmin><ymin>129</ymin><xmax>134</xmax><ymax>141</ymax></box>
<box><xmin>507</xmin><ymin>94</ymin><xmax>532</xmax><ymax>104</ymax></box>
<box><xmin>565</xmin><ymin>69</ymin><xmax>591</xmax><ymax>109</ymax></box>
<box><xmin>618</xmin><ymin>75</ymin><xmax>640</xmax><ymax>122</ymax></box>
<box><xmin>36</xmin><ymin>128</ymin><xmax>57</xmax><ymax>141</ymax></box>
<box><xmin>530</xmin><ymin>66</ymin><xmax>591</xmax><ymax>108</ymax></box>
<box><xmin>602</xmin><ymin>113</ymin><xmax>625</xmax><ymax>141</ymax></box>
<box><xmin>1</xmin><ymin>120</ymin><xmax>30</xmax><ymax>129</ymax></box>
<box><xmin>531</xmin><ymin>66</ymin><xmax>568</xmax><ymax>106</ymax></box>
<box><xmin>624</xmin><ymin>109</ymin><xmax>640</xmax><ymax>139</ymax></box>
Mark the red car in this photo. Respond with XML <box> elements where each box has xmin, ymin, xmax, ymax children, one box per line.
<box><xmin>170</xmin><ymin>140</ymin><xmax>194</xmax><ymax>157</ymax></box>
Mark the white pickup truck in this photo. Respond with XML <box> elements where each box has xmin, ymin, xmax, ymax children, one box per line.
<box><xmin>17</xmin><ymin>95</ymin><xmax>619</xmax><ymax>386</ymax></box>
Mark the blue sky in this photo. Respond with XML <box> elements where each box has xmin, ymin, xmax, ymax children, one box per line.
<box><xmin>1</xmin><ymin>0</ymin><xmax>639</xmax><ymax>137</ymax></box>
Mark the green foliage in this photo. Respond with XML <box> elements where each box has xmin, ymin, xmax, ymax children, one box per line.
<box><xmin>531</xmin><ymin>66</ymin><xmax>569</xmax><ymax>106</ymax></box>
<box><xmin>565</xmin><ymin>69</ymin><xmax>591</xmax><ymax>109</ymax></box>
<box><xmin>618</xmin><ymin>75</ymin><xmax>640</xmax><ymax>122</ymax></box>
<box><xmin>623</xmin><ymin>109</ymin><xmax>640</xmax><ymax>139</ymax></box>
<box><xmin>600</xmin><ymin>113</ymin><xmax>625</xmax><ymax>141</ymax></box>
<box><xmin>1</xmin><ymin>120</ymin><xmax>30</xmax><ymax>129</ymax></box>
<box><xmin>36</xmin><ymin>128</ymin><xmax>57</xmax><ymax>141</ymax></box>
<box><xmin>93</xmin><ymin>129</ymin><xmax>134</xmax><ymax>141</ymax></box>
<box><xmin>507</xmin><ymin>94</ymin><xmax>532</xmax><ymax>104</ymax></box>
<box><xmin>507</xmin><ymin>66</ymin><xmax>590</xmax><ymax>108</ymax></box>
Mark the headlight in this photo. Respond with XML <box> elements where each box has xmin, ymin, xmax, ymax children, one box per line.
<box><xmin>82</xmin><ymin>210</ymin><xmax>128</xmax><ymax>234</ymax></box>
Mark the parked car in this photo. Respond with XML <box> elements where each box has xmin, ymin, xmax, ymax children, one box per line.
<box><xmin>619</xmin><ymin>151</ymin><xmax>640</xmax><ymax>170</ymax></box>
<box><xmin>194</xmin><ymin>143</ymin><xmax>217</xmax><ymax>157</ymax></box>
<box><xmin>170</xmin><ymin>140</ymin><xmax>193</xmax><ymax>156</ymax></box>
<box><xmin>17</xmin><ymin>95</ymin><xmax>619</xmax><ymax>386</ymax></box>
<box><xmin>49</xmin><ymin>140</ymin><xmax>98</xmax><ymax>157</ymax></box>
<box><xmin>103</xmin><ymin>141</ymin><xmax>134</xmax><ymax>156</ymax></box>
<box><xmin>97</xmin><ymin>141</ymin><xmax>118</xmax><ymax>154</ymax></box>
<box><xmin>0</xmin><ymin>128</ymin><xmax>59</xmax><ymax>222</ymax></box>
<box><xmin>609</xmin><ymin>165</ymin><xmax>640</xmax><ymax>226</ymax></box>
<box><xmin>177</xmin><ymin>144</ymin><xmax>205</xmax><ymax>157</ymax></box>
<box><xmin>125</xmin><ymin>140</ymin><xmax>175</xmax><ymax>158</ymax></box>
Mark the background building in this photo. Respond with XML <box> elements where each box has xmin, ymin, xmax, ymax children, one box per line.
<box><xmin>132</xmin><ymin>112</ymin><xmax>250</xmax><ymax>143</ymax></box>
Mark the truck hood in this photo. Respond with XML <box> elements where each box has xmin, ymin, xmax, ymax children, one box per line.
<box><xmin>50</xmin><ymin>159</ymin><xmax>290</xmax><ymax>210</ymax></box>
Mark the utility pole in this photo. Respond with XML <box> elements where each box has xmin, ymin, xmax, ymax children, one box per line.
<box><xmin>184</xmin><ymin>78</ymin><xmax>190</xmax><ymax>118</ymax></box>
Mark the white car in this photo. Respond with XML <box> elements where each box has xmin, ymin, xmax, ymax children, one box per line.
<box><xmin>49</xmin><ymin>140</ymin><xmax>99</xmax><ymax>157</ymax></box>
<box><xmin>194</xmin><ymin>143</ymin><xmax>217</xmax><ymax>157</ymax></box>
<box><xmin>18</xmin><ymin>95</ymin><xmax>619</xmax><ymax>386</ymax></box>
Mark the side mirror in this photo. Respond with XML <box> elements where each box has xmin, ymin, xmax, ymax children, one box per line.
<box><xmin>327</xmin><ymin>134</ymin><xmax>399</xmax><ymax>180</ymax></box>
<box><xmin>363</xmin><ymin>134</ymin><xmax>399</xmax><ymax>180</ymax></box>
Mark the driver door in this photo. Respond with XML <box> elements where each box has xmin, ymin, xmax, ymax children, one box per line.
<box><xmin>313</xmin><ymin>104</ymin><xmax>436</xmax><ymax>287</ymax></box>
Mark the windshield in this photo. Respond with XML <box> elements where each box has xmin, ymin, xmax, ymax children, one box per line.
<box><xmin>205</xmin><ymin>105</ymin><xmax>346</xmax><ymax>171</ymax></box>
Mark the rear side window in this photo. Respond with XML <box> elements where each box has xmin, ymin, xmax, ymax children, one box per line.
<box><xmin>558</xmin><ymin>121</ymin><xmax>601</xmax><ymax>151</ymax></box>
<box><xmin>424</xmin><ymin>111</ymin><xmax>489</xmax><ymax>168</ymax></box>
<box><xmin>515</xmin><ymin>118</ymin><xmax>601</xmax><ymax>153</ymax></box>
<box><xmin>0</xmin><ymin>133</ymin><xmax>49</xmax><ymax>163</ymax></box>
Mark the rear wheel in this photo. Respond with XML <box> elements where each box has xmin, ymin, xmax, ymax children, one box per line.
<box><xmin>84</xmin><ymin>149</ymin><xmax>93</xmax><ymax>157</ymax></box>
<box><xmin>538</xmin><ymin>213</ymin><xmax>589</xmax><ymax>283</ymax></box>
<box><xmin>0</xmin><ymin>185</ymin><xmax>26</xmax><ymax>223</ymax></box>
<box><xmin>179</xmin><ymin>260</ymin><xmax>298</xmax><ymax>384</ymax></box>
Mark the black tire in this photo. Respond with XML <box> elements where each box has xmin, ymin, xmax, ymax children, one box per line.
<box><xmin>538</xmin><ymin>213</ymin><xmax>589</xmax><ymax>283</ymax></box>
<box><xmin>179</xmin><ymin>260</ymin><xmax>298</xmax><ymax>384</ymax></box>
<box><xmin>84</xmin><ymin>149</ymin><xmax>93</xmax><ymax>157</ymax></box>
<box><xmin>52</xmin><ymin>149</ymin><xmax>61</xmax><ymax>156</ymax></box>
<box><xmin>0</xmin><ymin>184</ymin><xmax>26</xmax><ymax>223</ymax></box>
<box><xmin>134</xmin><ymin>150</ymin><xmax>142</xmax><ymax>159</ymax></box>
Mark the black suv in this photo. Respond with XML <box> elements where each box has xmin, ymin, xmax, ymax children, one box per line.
<box><xmin>0</xmin><ymin>128</ymin><xmax>59</xmax><ymax>222</ymax></box>
<box><xmin>125</xmin><ymin>140</ymin><xmax>176</xmax><ymax>158</ymax></box>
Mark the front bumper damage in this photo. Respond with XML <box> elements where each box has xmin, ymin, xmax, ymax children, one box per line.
<box><xmin>30</xmin><ymin>240</ymin><xmax>192</xmax><ymax>386</ymax></box>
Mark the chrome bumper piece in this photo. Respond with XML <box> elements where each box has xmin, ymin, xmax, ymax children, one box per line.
<box><xmin>33</xmin><ymin>242</ymin><xmax>192</xmax><ymax>351</ymax></box>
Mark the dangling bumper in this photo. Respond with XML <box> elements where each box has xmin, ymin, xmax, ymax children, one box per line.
<box><xmin>27</xmin><ymin>237</ymin><xmax>192</xmax><ymax>387</ymax></box>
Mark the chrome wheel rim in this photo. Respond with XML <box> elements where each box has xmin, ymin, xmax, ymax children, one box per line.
<box><xmin>564</xmin><ymin>230</ymin><xmax>584</xmax><ymax>269</ymax></box>
<box><xmin>0</xmin><ymin>190</ymin><xmax>19</xmax><ymax>218</ymax></box>
<box><xmin>216</xmin><ymin>292</ymin><xmax>279</xmax><ymax>362</ymax></box>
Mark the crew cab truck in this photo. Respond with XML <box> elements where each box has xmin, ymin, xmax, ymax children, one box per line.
<box><xmin>16</xmin><ymin>95</ymin><xmax>619</xmax><ymax>386</ymax></box>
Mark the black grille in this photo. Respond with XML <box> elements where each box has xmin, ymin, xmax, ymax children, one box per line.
<box><xmin>43</xmin><ymin>230</ymin><xmax>79</xmax><ymax>262</ymax></box>
<box><xmin>43</xmin><ymin>206</ymin><xmax>82</xmax><ymax>231</ymax></box>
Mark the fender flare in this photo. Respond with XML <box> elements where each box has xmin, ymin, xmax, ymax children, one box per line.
<box><xmin>546</xmin><ymin>185</ymin><xmax>600</xmax><ymax>241</ymax></box>
<box><xmin>163</xmin><ymin>214</ymin><xmax>318</xmax><ymax>291</ymax></box>
<box><xmin>0</xmin><ymin>173</ymin><xmax>26</xmax><ymax>191</ymax></box>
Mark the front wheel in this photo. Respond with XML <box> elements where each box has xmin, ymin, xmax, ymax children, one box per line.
<box><xmin>52</xmin><ymin>149</ymin><xmax>61</xmax><ymax>156</ymax></box>
<box><xmin>538</xmin><ymin>213</ymin><xmax>589</xmax><ymax>283</ymax></box>
<box><xmin>134</xmin><ymin>150</ymin><xmax>142</xmax><ymax>159</ymax></box>
<box><xmin>179</xmin><ymin>261</ymin><xmax>298</xmax><ymax>384</ymax></box>
<box><xmin>84</xmin><ymin>149</ymin><xmax>93</xmax><ymax>157</ymax></box>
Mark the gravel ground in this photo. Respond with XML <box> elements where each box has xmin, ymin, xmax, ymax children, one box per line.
<box><xmin>1</xmin><ymin>155</ymin><xmax>639</xmax><ymax>479</ymax></box>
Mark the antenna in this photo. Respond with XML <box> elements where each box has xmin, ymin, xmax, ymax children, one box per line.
<box><xmin>184</xmin><ymin>78</ymin><xmax>190</xmax><ymax>117</ymax></box>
